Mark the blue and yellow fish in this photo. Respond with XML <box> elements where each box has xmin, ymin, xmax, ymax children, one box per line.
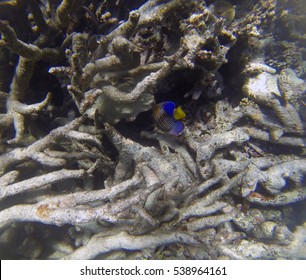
<box><xmin>153</xmin><ymin>101</ymin><xmax>186</xmax><ymax>136</ymax></box>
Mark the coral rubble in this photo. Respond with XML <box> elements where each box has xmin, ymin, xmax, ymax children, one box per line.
<box><xmin>0</xmin><ymin>0</ymin><xmax>305</xmax><ymax>259</ymax></box>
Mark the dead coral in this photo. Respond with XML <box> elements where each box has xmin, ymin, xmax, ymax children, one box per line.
<box><xmin>275</xmin><ymin>0</ymin><xmax>306</xmax><ymax>44</ymax></box>
<box><xmin>242</xmin><ymin>67</ymin><xmax>305</xmax><ymax>136</ymax></box>
<box><xmin>49</xmin><ymin>0</ymin><xmax>236</xmax><ymax>123</ymax></box>
<box><xmin>0</xmin><ymin>0</ymin><xmax>76</xmax><ymax>144</ymax></box>
<box><xmin>0</xmin><ymin>0</ymin><xmax>305</xmax><ymax>260</ymax></box>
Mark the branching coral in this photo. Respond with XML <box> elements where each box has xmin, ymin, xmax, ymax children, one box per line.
<box><xmin>0</xmin><ymin>0</ymin><xmax>305</xmax><ymax>260</ymax></box>
<box><xmin>0</xmin><ymin>0</ymin><xmax>74</xmax><ymax>144</ymax></box>
<box><xmin>49</xmin><ymin>0</ymin><xmax>237</xmax><ymax>123</ymax></box>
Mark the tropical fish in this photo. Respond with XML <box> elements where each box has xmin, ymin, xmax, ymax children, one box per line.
<box><xmin>153</xmin><ymin>101</ymin><xmax>186</xmax><ymax>136</ymax></box>
<box><xmin>209</xmin><ymin>0</ymin><xmax>236</xmax><ymax>25</ymax></box>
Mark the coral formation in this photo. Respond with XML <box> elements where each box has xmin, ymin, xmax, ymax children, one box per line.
<box><xmin>0</xmin><ymin>0</ymin><xmax>305</xmax><ymax>260</ymax></box>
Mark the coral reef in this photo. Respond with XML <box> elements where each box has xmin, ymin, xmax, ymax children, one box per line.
<box><xmin>0</xmin><ymin>0</ymin><xmax>305</xmax><ymax>260</ymax></box>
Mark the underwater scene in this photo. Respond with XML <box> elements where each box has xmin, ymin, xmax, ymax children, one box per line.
<box><xmin>0</xmin><ymin>0</ymin><xmax>305</xmax><ymax>259</ymax></box>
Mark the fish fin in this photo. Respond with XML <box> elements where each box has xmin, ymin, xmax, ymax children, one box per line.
<box><xmin>169</xmin><ymin>121</ymin><xmax>184</xmax><ymax>136</ymax></box>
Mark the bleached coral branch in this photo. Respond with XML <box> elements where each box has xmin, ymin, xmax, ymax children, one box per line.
<box><xmin>219</xmin><ymin>223</ymin><xmax>306</xmax><ymax>259</ymax></box>
<box><xmin>0</xmin><ymin>115</ymin><xmax>98</xmax><ymax>173</ymax></box>
<box><xmin>0</xmin><ymin>0</ymin><xmax>305</xmax><ymax>260</ymax></box>
<box><xmin>64</xmin><ymin>230</ymin><xmax>199</xmax><ymax>260</ymax></box>
<box><xmin>0</xmin><ymin>171</ymin><xmax>153</xmax><ymax>231</ymax></box>
<box><xmin>0</xmin><ymin>169</ymin><xmax>86</xmax><ymax>200</ymax></box>
<box><xmin>0</xmin><ymin>20</ymin><xmax>64</xmax><ymax>61</ymax></box>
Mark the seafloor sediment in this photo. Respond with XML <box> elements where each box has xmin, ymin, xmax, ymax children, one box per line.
<box><xmin>0</xmin><ymin>0</ymin><xmax>305</xmax><ymax>259</ymax></box>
